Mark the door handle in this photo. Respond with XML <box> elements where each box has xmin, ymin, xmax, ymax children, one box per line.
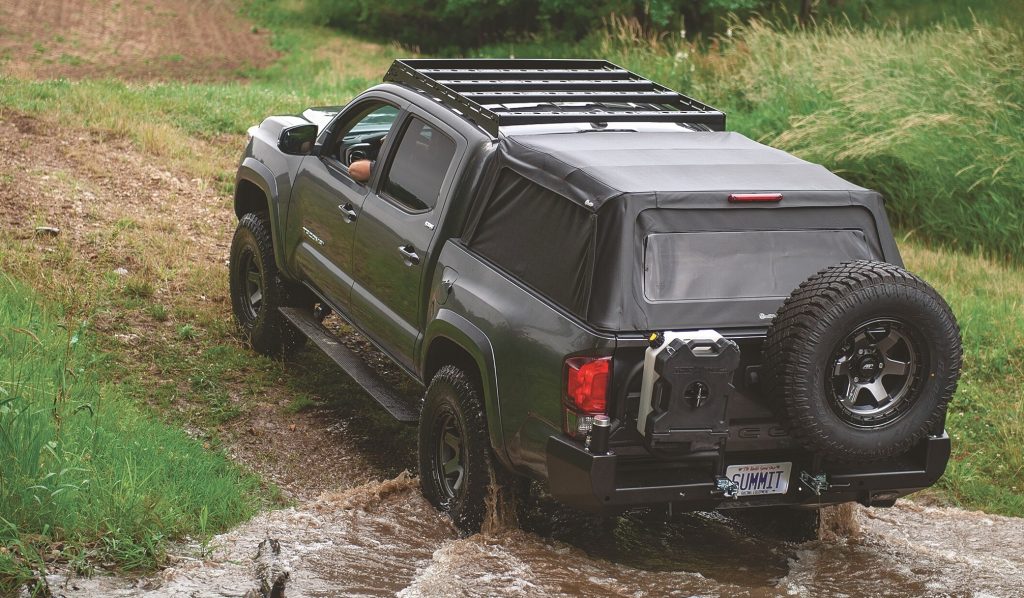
<box><xmin>338</xmin><ymin>203</ymin><xmax>358</xmax><ymax>223</ymax></box>
<box><xmin>398</xmin><ymin>245</ymin><xmax>420</xmax><ymax>266</ymax></box>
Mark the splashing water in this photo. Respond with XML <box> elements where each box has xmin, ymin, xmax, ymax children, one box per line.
<box><xmin>49</xmin><ymin>473</ymin><xmax>1024</xmax><ymax>598</ymax></box>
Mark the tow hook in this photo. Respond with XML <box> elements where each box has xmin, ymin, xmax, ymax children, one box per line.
<box><xmin>713</xmin><ymin>476</ymin><xmax>740</xmax><ymax>499</ymax></box>
<box><xmin>799</xmin><ymin>471</ymin><xmax>831</xmax><ymax>495</ymax></box>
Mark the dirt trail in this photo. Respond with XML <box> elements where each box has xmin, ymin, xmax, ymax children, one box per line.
<box><xmin>0</xmin><ymin>0</ymin><xmax>276</xmax><ymax>81</ymax></box>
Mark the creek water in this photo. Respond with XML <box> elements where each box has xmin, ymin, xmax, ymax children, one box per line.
<box><xmin>51</xmin><ymin>470</ymin><xmax>1024</xmax><ymax>597</ymax></box>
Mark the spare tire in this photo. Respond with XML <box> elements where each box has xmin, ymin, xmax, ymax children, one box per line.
<box><xmin>762</xmin><ymin>260</ymin><xmax>961</xmax><ymax>462</ymax></box>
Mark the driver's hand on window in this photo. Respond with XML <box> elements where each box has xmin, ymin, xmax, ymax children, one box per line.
<box><xmin>348</xmin><ymin>159</ymin><xmax>372</xmax><ymax>183</ymax></box>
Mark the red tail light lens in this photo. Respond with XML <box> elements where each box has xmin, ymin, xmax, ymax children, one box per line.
<box><xmin>728</xmin><ymin>193</ymin><xmax>783</xmax><ymax>203</ymax></box>
<box><xmin>563</xmin><ymin>356</ymin><xmax>612</xmax><ymax>438</ymax></box>
<box><xmin>565</xmin><ymin>356</ymin><xmax>611</xmax><ymax>414</ymax></box>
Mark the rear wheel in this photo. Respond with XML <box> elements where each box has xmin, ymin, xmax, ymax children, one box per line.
<box><xmin>763</xmin><ymin>260</ymin><xmax>961</xmax><ymax>462</ymax></box>
<box><xmin>419</xmin><ymin>365</ymin><xmax>516</xmax><ymax>533</ymax></box>
<box><xmin>229</xmin><ymin>212</ymin><xmax>312</xmax><ymax>358</ymax></box>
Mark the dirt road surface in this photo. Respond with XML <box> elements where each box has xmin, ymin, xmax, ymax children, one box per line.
<box><xmin>0</xmin><ymin>0</ymin><xmax>276</xmax><ymax>80</ymax></box>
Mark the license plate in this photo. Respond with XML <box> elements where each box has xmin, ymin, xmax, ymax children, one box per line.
<box><xmin>725</xmin><ymin>462</ymin><xmax>793</xmax><ymax>497</ymax></box>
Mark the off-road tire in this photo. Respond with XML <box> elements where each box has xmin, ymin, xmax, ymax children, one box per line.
<box><xmin>419</xmin><ymin>365</ymin><xmax>508</xmax><ymax>533</ymax></box>
<box><xmin>763</xmin><ymin>260</ymin><xmax>961</xmax><ymax>462</ymax></box>
<box><xmin>229</xmin><ymin>212</ymin><xmax>312</xmax><ymax>358</ymax></box>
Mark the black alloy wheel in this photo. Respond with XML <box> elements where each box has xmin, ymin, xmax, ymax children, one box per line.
<box><xmin>763</xmin><ymin>260</ymin><xmax>962</xmax><ymax>462</ymax></box>
<box><xmin>419</xmin><ymin>365</ymin><xmax>517</xmax><ymax>533</ymax></box>
<box><xmin>433</xmin><ymin>412</ymin><xmax>467</xmax><ymax>502</ymax></box>
<box><xmin>827</xmin><ymin>318</ymin><xmax>924</xmax><ymax>428</ymax></box>
<box><xmin>237</xmin><ymin>245</ymin><xmax>265</xmax><ymax>325</ymax></box>
<box><xmin>228</xmin><ymin>212</ymin><xmax>311</xmax><ymax>357</ymax></box>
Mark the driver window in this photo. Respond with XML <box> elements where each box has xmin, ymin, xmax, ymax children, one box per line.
<box><xmin>327</xmin><ymin>101</ymin><xmax>400</xmax><ymax>170</ymax></box>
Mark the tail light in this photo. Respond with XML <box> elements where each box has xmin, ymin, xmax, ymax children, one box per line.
<box><xmin>563</xmin><ymin>356</ymin><xmax>611</xmax><ymax>438</ymax></box>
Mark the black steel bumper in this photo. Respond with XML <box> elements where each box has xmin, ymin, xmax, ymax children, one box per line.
<box><xmin>545</xmin><ymin>432</ymin><xmax>951</xmax><ymax>514</ymax></box>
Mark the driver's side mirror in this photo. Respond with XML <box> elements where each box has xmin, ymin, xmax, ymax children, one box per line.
<box><xmin>279</xmin><ymin>124</ymin><xmax>318</xmax><ymax>156</ymax></box>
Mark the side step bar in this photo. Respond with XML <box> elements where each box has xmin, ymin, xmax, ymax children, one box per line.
<box><xmin>278</xmin><ymin>307</ymin><xmax>421</xmax><ymax>423</ymax></box>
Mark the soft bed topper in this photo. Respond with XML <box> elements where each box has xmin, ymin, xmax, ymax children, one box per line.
<box><xmin>499</xmin><ymin>130</ymin><xmax>871</xmax><ymax>211</ymax></box>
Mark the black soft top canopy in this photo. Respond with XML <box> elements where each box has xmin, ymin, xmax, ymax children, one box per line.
<box><xmin>499</xmin><ymin>130</ymin><xmax>870</xmax><ymax>211</ymax></box>
<box><xmin>464</xmin><ymin>127</ymin><xmax>900</xmax><ymax>332</ymax></box>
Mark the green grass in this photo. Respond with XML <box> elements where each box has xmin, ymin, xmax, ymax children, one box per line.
<box><xmin>902</xmin><ymin>244</ymin><xmax>1024</xmax><ymax>515</ymax></box>
<box><xmin>806</xmin><ymin>0</ymin><xmax>1024</xmax><ymax>30</ymax></box>
<box><xmin>0</xmin><ymin>277</ymin><xmax>265</xmax><ymax>593</ymax></box>
<box><xmin>703</xmin><ymin>21</ymin><xmax>1024</xmax><ymax>262</ymax></box>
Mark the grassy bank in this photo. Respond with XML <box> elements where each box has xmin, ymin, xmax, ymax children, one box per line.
<box><xmin>901</xmin><ymin>245</ymin><xmax>1024</xmax><ymax>514</ymax></box>
<box><xmin>0</xmin><ymin>277</ymin><xmax>264</xmax><ymax>593</ymax></box>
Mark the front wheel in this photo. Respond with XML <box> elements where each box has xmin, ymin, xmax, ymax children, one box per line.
<box><xmin>418</xmin><ymin>365</ymin><xmax>514</xmax><ymax>533</ymax></box>
<box><xmin>228</xmin><ymin>212</ymin><xmax>311</xmax><ymax>358</ymax></box>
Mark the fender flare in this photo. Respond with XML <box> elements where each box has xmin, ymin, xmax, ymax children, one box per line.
<box><xmin>235</xmin><ymin>157</ymin><xmax>288</xmax><ymax>272</ymax></box>
<box><xmin>422</xmin><ymin>309</ymin><xmax>511</xmax><ymax>470</ymax></box>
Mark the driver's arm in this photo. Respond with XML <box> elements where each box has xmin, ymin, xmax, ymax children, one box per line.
<box><xmin>348</xmin><ymin>159</ymin><xmax>373</xmax><ymax>183</ymax></box>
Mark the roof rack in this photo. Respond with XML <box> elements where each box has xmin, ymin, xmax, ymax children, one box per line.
<box><xmin>383</xmin><ymin>58</ymin><xmax>726</xmax><ymax>137</ymax></box>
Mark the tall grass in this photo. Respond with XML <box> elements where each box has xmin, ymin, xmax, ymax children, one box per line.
<box><xmin>703</xmin><ymin>21</ymin><xmax>1024</xmax><ymax>261</ymax></box>
<box><xmin>0</xmin><ymin>277</ymin><xmax>263</xmax><ymax>592</ymax></box>
<box><xmin>902</xmin><ymin>243</ymin><xmax>1024</xmax><ymax>515</ymax></box>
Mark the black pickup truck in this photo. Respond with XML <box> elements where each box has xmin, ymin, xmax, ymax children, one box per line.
<box><xmin>229</xmin><ymin>59</ymin><xmax>962</xmax><ymax>534</ymax></box>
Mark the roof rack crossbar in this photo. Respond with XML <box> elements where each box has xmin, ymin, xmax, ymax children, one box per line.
<box><xmin>383</xmin><ymin>59</ymin><xmax>725</xmax><ymax>136</ymax></box>
<box><xmin>441</xmin><ymin>80</ymin><xmax>661</xmax><ymax>91</ymax></box>
<box><xmin>464</xmin><ymin>90</ymin><xmax>683</xmax><ymax>105</ymax></box>
<box><xmin>497</xmin><ymin>111</ymin><xmax>726</xmax><ymax>126</ymax></box>
<box><xmin>421</xmin><ymin>68</ymin><xmax>633</xmax><ymax>81</ymax></box>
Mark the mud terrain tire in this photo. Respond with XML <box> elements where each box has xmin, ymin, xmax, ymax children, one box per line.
<box><xmin>763</xmin><ymin>260</ymin><xmax>961</xmax><ymax>462</ymax></box>
<box><xmin>419</xmin><ymin>365</ymin><xmax>503</xmax><ymax>533</ymax></box>
<box><xmin>229</xmin><ymin>213</ymin><xmax>311</xmax><ymax>358</ymax></box>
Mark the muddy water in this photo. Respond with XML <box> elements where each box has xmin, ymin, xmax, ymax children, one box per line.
<box><xmin>52</xmin><ymin>472</ymin><xmax>1024</xmax><ymax>598</ymax></box>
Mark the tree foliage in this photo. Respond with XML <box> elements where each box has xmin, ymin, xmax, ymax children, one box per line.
<box><xmin>309</xmin><ymin>0</ymin><xmax>784</xmax><ymax>51</ymax></box>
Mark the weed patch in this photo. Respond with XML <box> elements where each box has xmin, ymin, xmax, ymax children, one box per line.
<box><xmin>0</xmin><ymin>279</ymin><xmax>264</xmax><ymax>591</ymax></box>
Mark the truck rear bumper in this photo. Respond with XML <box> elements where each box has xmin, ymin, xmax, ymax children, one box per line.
<box><xmin>545</xmin><ymin>433</ymin><xmax>951</xmax><ymax>514</ymax></box>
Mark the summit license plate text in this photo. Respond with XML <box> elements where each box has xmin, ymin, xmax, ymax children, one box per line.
<box><xmin>725</xmin><ymin>462</ymin><xmax>793</xmax><ymax>497</ymax></box>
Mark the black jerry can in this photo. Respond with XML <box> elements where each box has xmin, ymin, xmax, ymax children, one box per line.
<box><xmin>645</xmin><ymin>336</ymin><xmax>741</xmax><ymax>452</ymax></box>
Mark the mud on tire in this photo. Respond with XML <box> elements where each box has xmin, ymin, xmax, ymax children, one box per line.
<box><xmin>762</xmin><ymin>260</ymin><xmax>961</xmax><ymax>462</ymax></box>
<box><xmin>229</xmin><ymin>212</ymin><xmax>312</xmax><ymax>358</ymax></box>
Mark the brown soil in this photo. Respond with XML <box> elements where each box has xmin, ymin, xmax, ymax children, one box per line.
<box><xmin>0</xmin><ymin>109</ymin><xmax>390</xmax><ymax>503</ymax></box>
<box><xmin>0</xmin><ymin>0</ymin><xmax>277</xmax><ymax>81</ymax></box>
